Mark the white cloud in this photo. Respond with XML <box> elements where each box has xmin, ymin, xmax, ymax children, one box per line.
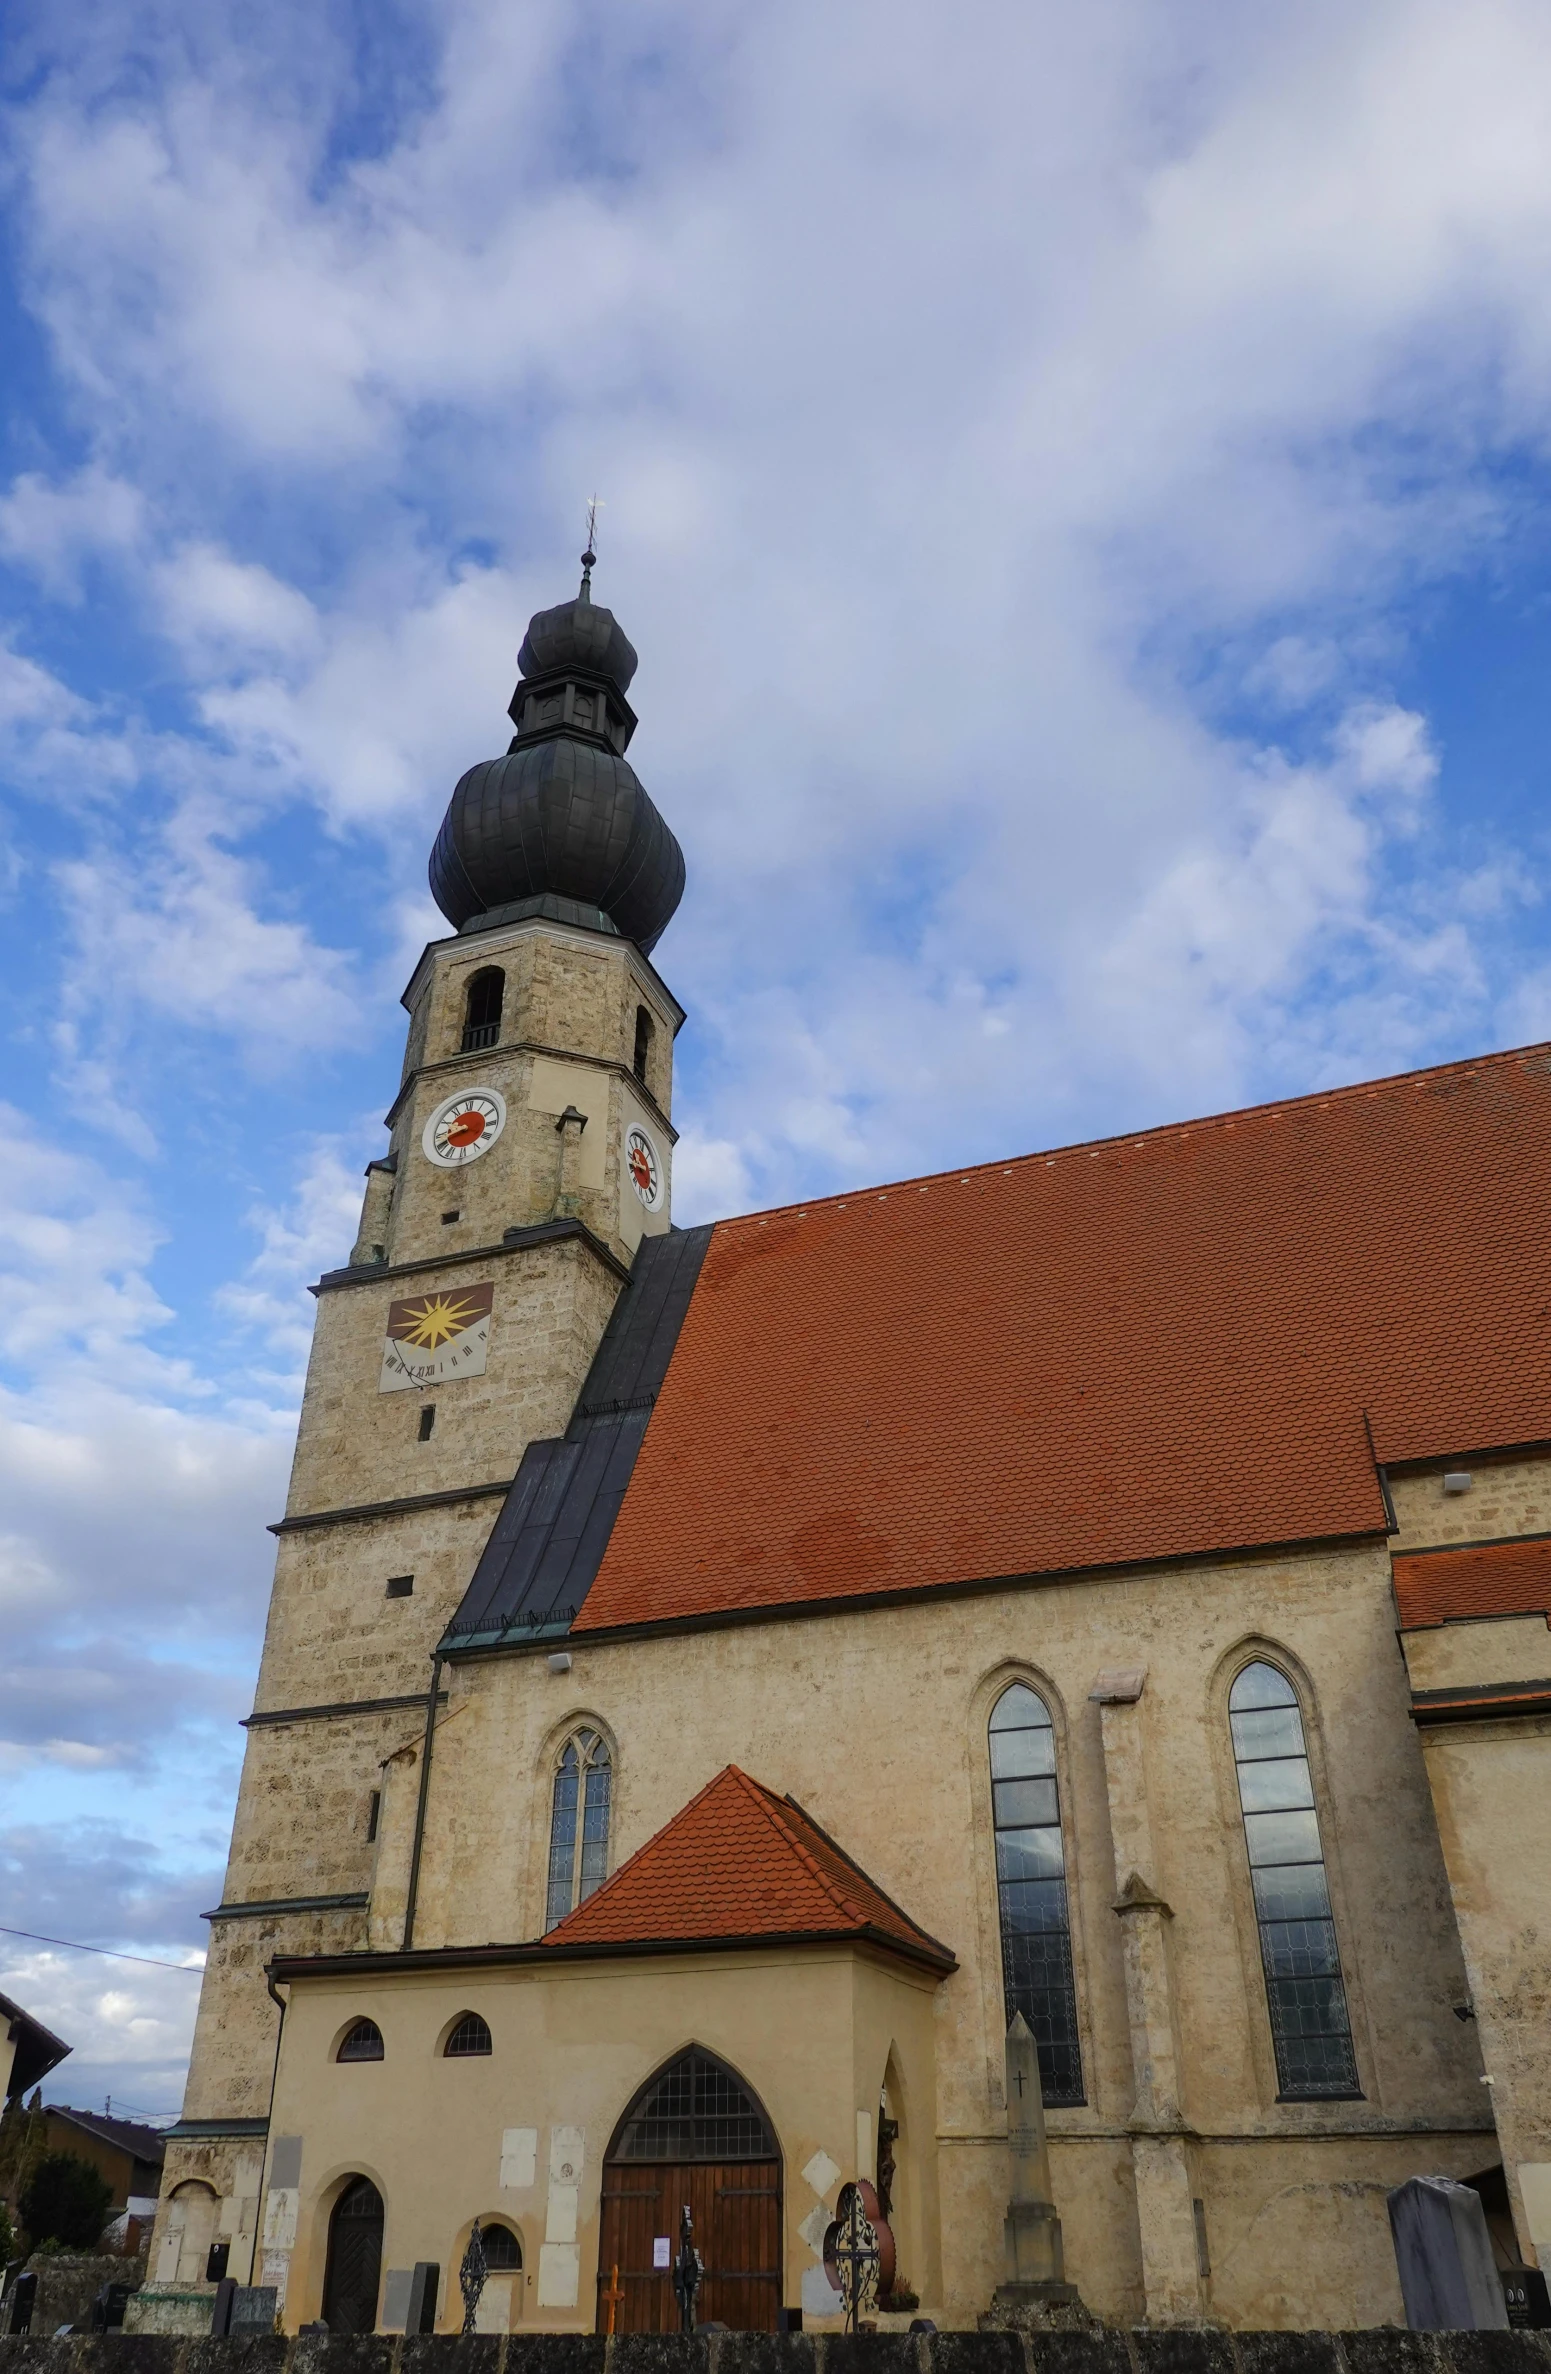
<box><xmin>57</xmin><ymin>812</ymin><xmax>361</xmax><ymax>1063</ymax></box>
<box><xmin>218</xmin><ymin>1136</ymin><xmax>368</xmax><ymax>1367</ymax></box>
<box><xmin>0</xmin><ymin>464</ymin><xmax>145</xmax><ymax>599</ymax></box>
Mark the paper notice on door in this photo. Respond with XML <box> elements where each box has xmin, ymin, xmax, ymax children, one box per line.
<box><xmin>653</xmin><ymin>2236</ymin><xmax>671</xmax><ymax>2269</ymax></box>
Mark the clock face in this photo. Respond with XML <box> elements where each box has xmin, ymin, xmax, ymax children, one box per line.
<box><xmin>625</xmin><ymin>1124</ymin><xmax>663</xmax><ymax>1210</ymax></box>
<box><xmin>423</xmin><ymin>1087</ymin><xmax>506</xmax><ymax>1168</ymax></box>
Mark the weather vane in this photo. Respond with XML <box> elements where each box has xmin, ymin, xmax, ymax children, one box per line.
<box><xmin>581</xmin><ymin>494</ymin><xmax>604</xmax><ymax>591</ymax></box>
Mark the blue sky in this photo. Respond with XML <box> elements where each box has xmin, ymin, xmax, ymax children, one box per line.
<box><xmin>4</xmin><ymin>0</ymin><xmax>1551</xmax><ymax>2115</ymax></box>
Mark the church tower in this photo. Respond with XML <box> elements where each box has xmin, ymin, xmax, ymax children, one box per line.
<box><xmin>150</xmin><ymin>556</ymin><xmax>686</xmax><ymax>2292</ymax></box>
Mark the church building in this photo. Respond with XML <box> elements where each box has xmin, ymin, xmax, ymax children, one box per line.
<box><xmin>144</xmin><ymin>559</ymin><xmax>1551</xmax><ymax>2336</ymax></box>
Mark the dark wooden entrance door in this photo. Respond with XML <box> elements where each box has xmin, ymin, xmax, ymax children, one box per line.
<box><xmin>598</xmin><ymin>2048</ymin><xmax>782</xmax><ymax>2333</ymax></box>
<box><xmin>322</xmin><ymin>2176</ymin><xmax>384</xmax><ymax>2334</ymax></box>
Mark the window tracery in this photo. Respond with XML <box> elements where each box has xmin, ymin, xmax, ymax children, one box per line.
<box><xmin>989</xmin><ymin>1681</ymin><xmax>1083</xmax><ymax>2104</ymax></box>
<box><xmin>1229</xmin><ymin>1660</ymin><xmax>1360</xmax><ymax>2099</ymax></box>
<box><xmin>545</xmin><ymin>1726</ymin><xmax>612</xmax><ymax>1929</ymax></box>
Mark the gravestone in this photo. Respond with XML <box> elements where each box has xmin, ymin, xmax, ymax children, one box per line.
<box><xmin>980</xmin><ymin>2015</ymin><xmax>1091</xmax><ymax>2329</ymax></box>
<box><xmin>407</xmin><ymin>2263</ymin><xmax>440</xmax><ymax>2334</ymax></box>
<box><xmin>230</xmin><ymin>2286</ymin><xmax>279</xmax><ymax>2333</ymax></box>
<box><xmin>1387</xmin><ymin>2176</ymin><xmax>1508</xmax><ymax>2329</ymax></box>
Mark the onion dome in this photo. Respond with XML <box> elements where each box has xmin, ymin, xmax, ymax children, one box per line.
<box><xmin>429</xmin><ymin>555</ymin><xmax>685</xmax><ymax>956</ymax></box>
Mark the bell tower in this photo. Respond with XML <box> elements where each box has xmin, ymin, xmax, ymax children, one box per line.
<box><xmin>148</xmin><ymin>557</ymin><xmax>688</xmax><ymax>2312</ymax></box>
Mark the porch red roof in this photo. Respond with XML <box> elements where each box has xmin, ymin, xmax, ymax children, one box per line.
<box><xmin>540</xmin><ymin>1765</ymin><xmax>954</xmax><ymax>1970</ymax></box>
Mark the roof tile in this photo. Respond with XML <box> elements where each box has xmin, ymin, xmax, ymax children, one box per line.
<box><xmin>541</xmin><ymin>1765</ymin><xmax>954</xmax><ymax>1968</ymax></box>
<box><xmin>577</xmin><ymin>1045</ymin><xmax>1551</xmax><ymax>1633</ymax></box>
<box><xmin>1394</xmin><ymin>1537</ymin><xmax>1551</xmax><ymax>1628</ymax></box>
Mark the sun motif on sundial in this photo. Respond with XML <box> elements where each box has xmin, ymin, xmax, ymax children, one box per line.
<box><xmin>379</xmin><ymin>1279</ymin><xmax>496</xmax><ymax>1393</ymax></box>
<box><xmin>397</xmin><ymin>1291</ymin><xmax>487</xmax><ymax>1349</ymax></box>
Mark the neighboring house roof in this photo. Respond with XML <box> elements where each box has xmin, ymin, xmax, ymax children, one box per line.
<box><xmin>1393</xmin><ymin>1536</ymin><xmax>1551</xmax><ymax>1629</ymax></box>
<box><xmin>0</xmin><ymin>1993</ymin><xmax>70</xmax><ymax>2099</ymax></box>
<box><xmin>444</xmin><ymin>1043</ymin><xmax>1551</xmax><ymax>1646</ymax></box>
<box><xmin>540</xmin><ymin>1764</ymin><xmax>956</xmax><ymax>1973</ymax></box>
<box><xmin>45</xmin><ymin>2106</ymin><xmax>167</xmax><ymax>2169</ymax></box>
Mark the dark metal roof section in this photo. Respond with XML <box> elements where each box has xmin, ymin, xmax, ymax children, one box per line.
<box><xmin>428</xmin><ymin>561</ymin><xmax>685</xmax><ymax>955</ymax></box>
<box><xmin>441</xmin><ymin>1223</ymin><xmax>714</xmax><ymax>1652</ymax></box>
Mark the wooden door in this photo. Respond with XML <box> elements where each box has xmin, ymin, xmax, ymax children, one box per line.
<box><xmin>322</xmin><ymin>2176</ymin><xmax>384</xmax><ymax>2335</ymax></box>
<box><xmin>598</xmin><ymin>2159</ymin><xmax>782</xmax><ymax>2332</ymax></box>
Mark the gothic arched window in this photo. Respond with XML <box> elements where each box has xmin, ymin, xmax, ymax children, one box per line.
<box><xmin>990</xmin><ymin>1682</ymin><xmax>1084</xmax><ymax>2104</ymax></box>
<box><xmin>444</xmin><ymin>2011</ymin><xmax>493</xmax><ymax>2057</ymax></box>
<box><xmin>1229</xmin><ymin>1661</ymin><xmax>1360</xmax><ymax>2099</ymax></box>
<box><xmin>462</xmin><ymin>968</ymin><xmax>504</xmax><ymax>1052</ymax></box>
<box><xmin>545</xmin><ymin>1727</ymin><xmax>612</xmax><ymax>1929</ymax></box>
<box><xmin>336</xmin><ymin>2016</ymin><xmax>384</xmax><ymax>2063</ymax></box>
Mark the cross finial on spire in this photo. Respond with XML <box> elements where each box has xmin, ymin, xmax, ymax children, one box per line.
<box><xmin>580</xmin><ymin>494</ymin><xmax>603</xmax><ymax>599</ymax></box>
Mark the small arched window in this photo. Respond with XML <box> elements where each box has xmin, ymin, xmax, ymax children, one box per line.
<box><xmin>633</xmin><ymin>1004</ymin><xmax>655</xmax><ymax>1088</ymax></box>
<box><xmin>444</xmin><ymin>2011</ymin><xmax>493</xmax><ymax>2058</ymax></box>
<box><xmin>482</xmin><ymin>2223</ymin><xmax>521</xmax><ymax>2270</ymax></box>
<box><xmin>462</xmin><ymin>968</ymin><xmax>504</xmax><ymax>1052</ymax></box>
<box><xmin>989</xmin><ymin>1682</ymin><xmax>1084</xmax><ymax>2104</ymax></box>
<box><xmin>545</xmin><ymin>1727</ymin><xmax>612</xmax><ymax>1929</ymax></box>
<box><xmin>336</xmin><ymin>2016</ymin><xmax>385</xmax><ymax>2062</ymax></box>
<box><xmin>1229</xmin><ymin>1661</ymin><xmax>1360</xmax><ymax>2099</ymax></box>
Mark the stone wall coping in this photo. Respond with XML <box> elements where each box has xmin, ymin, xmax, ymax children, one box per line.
<box><xmin>1</xmin><ymin>2326</ymin><xmax>1550</xmax><ymax>2374</ymax></box>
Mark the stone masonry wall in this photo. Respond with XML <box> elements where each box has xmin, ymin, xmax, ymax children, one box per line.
<box><xmin>2</xmin><ymin>2326</ymin><xmax>1551</xmax><ymax>2374</ymax></box>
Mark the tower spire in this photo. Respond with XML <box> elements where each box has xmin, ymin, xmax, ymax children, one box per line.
<box><xmin>580</xmin><ymin>495</ymin><xmax>602</xmax><ymax>601</ymax></box>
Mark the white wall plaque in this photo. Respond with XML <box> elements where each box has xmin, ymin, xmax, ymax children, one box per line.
<box><xmin>537</xmin><ymin>2242</ymin><xmax>580</xmax><ymax>2308</ymax></box>
<box><xmin>500</xmin><ymin>2127</ymin><xmax>538</xmax><ymax>2189</ymax></box>
<box><xmin>545</xmin><ymin>2183</ymin><xmax>578</xmax><ymax>2245</ymax></box>
<box><xmin>262</xmin><ymin>2188</ymin><xmax>299</xmax><ymax>2250</ymax></box>
<box><xmin>550</xmin><ymin>2124</ymin><xmax>584</xmax><ymax>2184</ymax></box>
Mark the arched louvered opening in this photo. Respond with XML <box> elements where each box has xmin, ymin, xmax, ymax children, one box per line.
<box><xmin>599</xmin><ymin>2048</ymin><xmax>781</xmax><ymax>2334</ymax></box>
<box><xmin>633</xmin><ymin>1004</ymin><xmax>655</xmax><ymax>1088</ymax></box>
<box><xmin>462</xmin><ymin>968</ymin><xmax>504</xmax><ymax>1052</ymax></box>
<box><xmin>482</xmin><ymin>2223</ymin><xmax>521</xmax><ymax>2270</ymax></box>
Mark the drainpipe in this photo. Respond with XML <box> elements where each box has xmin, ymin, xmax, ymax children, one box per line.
<box><xmin>249</xmin><ymin>1973</ymin><xmax>290</xmax><ymax>2285</ymax></box>
<box><xmin>403</xmin><ymin>1655</ymin><xmax>445</xmax><ymax>1949</ymax></box>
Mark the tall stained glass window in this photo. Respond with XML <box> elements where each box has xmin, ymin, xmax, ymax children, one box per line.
<box><xmin>990</xmin><ymin>1683</ymin><xmax>1084</xmax><ymax>2104</ymax></box>
<box><xmin>545</xmin><ymin>1727</ymin><xmax>612</xmax><ymax>1930</ymax></box>
<box><xmin>1229</xmin><ymin>1661</ymin><xmax>1360</xmax><ymax>2099</ymax></box>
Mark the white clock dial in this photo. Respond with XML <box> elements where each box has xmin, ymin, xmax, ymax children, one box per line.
<box><xmin>625</xmin><ymin>1123</ymin><xmax>664</xmax><ymax>1210</ymax></box>
<box><xmin>423</xmin><ymin>1086</ymin><xmax>507</xmax><ymax>1168</ymax></box>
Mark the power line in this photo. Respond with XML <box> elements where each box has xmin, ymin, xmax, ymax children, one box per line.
<box><xmin>0</xmin><ymin>1925</ymin><xmax>204</xmax><ymax>1975</ymax></box>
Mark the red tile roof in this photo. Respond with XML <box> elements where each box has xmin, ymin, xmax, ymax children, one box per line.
<box><xmin>540</xmin><ymin>1765</ymin><xmax>954</xmax><ymax>1969</ymax></box>
<box><xmin>1393</xmin><ymin>1537</ymin><xmax>1551</xmax><ymax>1628</ymax></box>
<box><xmin>576</xmin><ymin>1045</ymin><xmax>1551</xmax><ymax>1634</ymax></box>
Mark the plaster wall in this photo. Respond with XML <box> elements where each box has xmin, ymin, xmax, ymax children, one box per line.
<box><xmin>1416</xmin><ymin>1716</ymin><xmax>1551</xmax><ymax>2272</ymax></box>
<box><xmin>260</xmin><ymin>1947</ymin><xmax>936</xmax><ymax>2335</ymax></box>
<box><xmin>1401</xmin><ymin>1616</ymin><xmax>1551</xmax><ymax>1693</ymax></box>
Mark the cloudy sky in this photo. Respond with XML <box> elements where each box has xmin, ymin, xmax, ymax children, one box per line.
<box><xmin>3</xmin><ymin>0</ymin><xmax>1551</xmax><ymax>2113</ymax></box>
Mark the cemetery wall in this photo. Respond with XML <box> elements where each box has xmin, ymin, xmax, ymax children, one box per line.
<box><xmin>2</xmin><ymin>2323</ymin><xmax>1551</xmax><ymax>2374</ymax></box>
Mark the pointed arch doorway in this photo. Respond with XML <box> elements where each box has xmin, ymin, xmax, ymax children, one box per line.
<box><xmin>321</xmin><ymin>2176</ymin><xmax>384</xmax><ymax>2334</ymax></box>
<box><xmin>598</xmin><ymin>2046</ymin><xmax>782</xmax><ymax>2332</ymax></box>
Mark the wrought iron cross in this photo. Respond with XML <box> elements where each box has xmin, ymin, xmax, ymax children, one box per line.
<box><xmin>672</xmin><ymin>2204</ymin><xmax>703</xmax><ymax>2335</ymax></box>
<box><xmin>459</xmin><ymin>2218</ymin><xmax>488</xmax><ymax>2334</ymax></box>
<box><xmin>831</xmin><ymin>2187</ymin><xmax>879</xmax><ymax>2336</ymax></box>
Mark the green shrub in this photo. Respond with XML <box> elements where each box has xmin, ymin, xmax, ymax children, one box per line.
<box><xmin>19</xmin><ymin>2153</ymin><xmax>114</xmax><ymax>2250</ymax></box>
